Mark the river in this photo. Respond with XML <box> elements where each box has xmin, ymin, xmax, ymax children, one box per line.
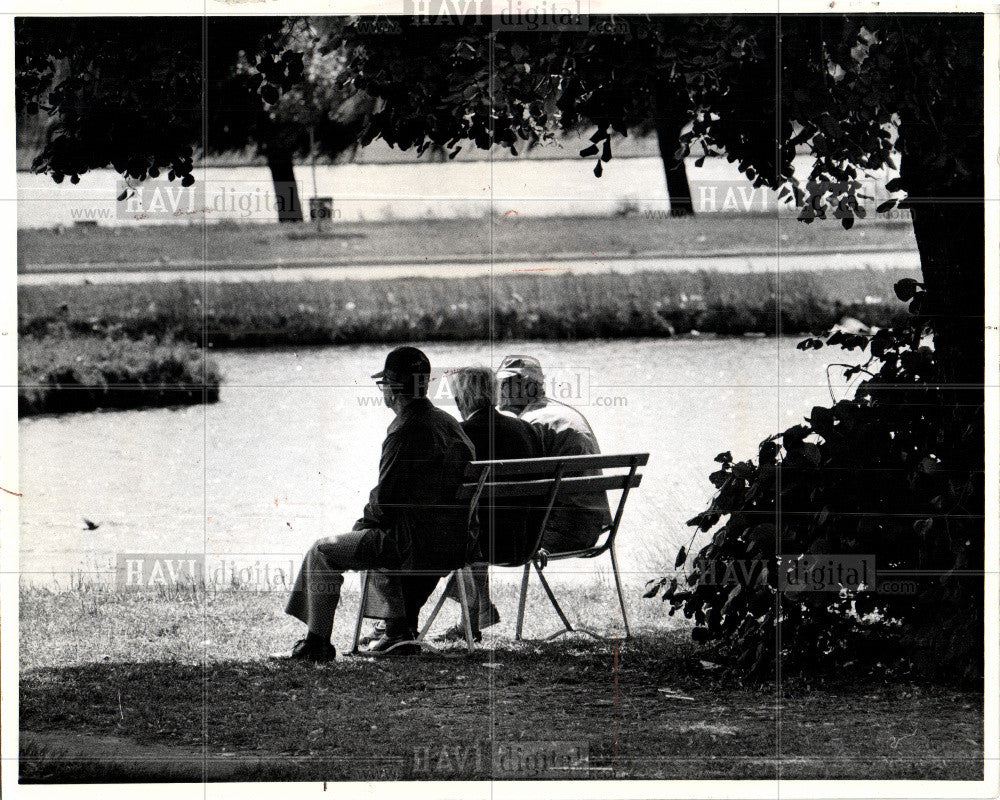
<box><xmin>19</xmin><ymin>336</ymin><xmax>857</xmax><ymax>593</ymax></box>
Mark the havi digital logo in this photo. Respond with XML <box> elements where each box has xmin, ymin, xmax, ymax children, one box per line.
<box><xmin>116</xmin><ymin>553</ymin><xmax>204</xmax><ymax>590</ymax></box>
<box><xmin>116</xmin><ymin>179</ymin><xmax>206</xmax><ymax>221</ymax></box>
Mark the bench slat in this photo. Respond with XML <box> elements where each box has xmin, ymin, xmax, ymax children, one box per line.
<box><xmin>463</xmin><ymin>452</ymin><xmax>649</xmax><ymax>479</ymax></box>
<box><xmin>456</xmin><ymin>472</ymin><xmax>641</xmax><ymax>500</ymax></box>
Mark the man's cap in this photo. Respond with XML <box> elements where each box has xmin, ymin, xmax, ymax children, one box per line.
<box><xmin>496</xmin><ymin>354</ymin><xmax>544</xmax><ymax>383</ymax></box>
<box><xmin>372</xmin><ymin>346</ymin><xmax>431</xmax><ymax>384</ymax></box>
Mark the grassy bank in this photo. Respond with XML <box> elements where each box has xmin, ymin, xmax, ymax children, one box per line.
<box><xmin>17</xmin><ymin>214</ymin><xmax>918</xmax><ymax>270</ymax></box>
<box><xmin>19</xmin><ymin>584</ymin><xmax>983</xmax><ymax>782</ymax></box>
<box><xmin>19</xmin><ymin>268</ymin><xmax>917</xmax><ymax>350</ymax></box>
<box><xmin>19</xmin><ymin>334</ymin><xmax>220</xmax><ymax>417</ymax></box>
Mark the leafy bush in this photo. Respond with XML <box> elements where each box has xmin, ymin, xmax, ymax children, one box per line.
<box><xmin>18</xmin><ymin>269</ymin><xmax>915</xmax><ymax>348</ymax></box>
<box><xmin>647</xmin><ymin>278</ymin><xmax>984</xmax><ymax>684</ymax></box>
<box><xmin>19</xmin><ymin>332</ymin><xmax>220</xmax><ymax>416</ymax></box>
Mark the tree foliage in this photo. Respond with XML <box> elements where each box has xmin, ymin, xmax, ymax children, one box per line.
<box><xmin>208</xmin><ymin>18</ymin><xmax>368</xmax><ymax>165</ymax></box>
<box><xmin>15</xmin><ymin>17</ymin><xmax>365</xmax><ymax>184</ymax></box>
<box><xmin>333</xmin><ymin>15</ymin><xmax>980</xmax><ymax>201</ymax></box>
<box><xmin>648</xmin><ymin>282</ymin><xmax>983</xmax><ymax>682</ymax></box>
<box><xmin>17</xmin><ymin>18</ymin><xmax>205</xmax><ymax>185</ymax></box>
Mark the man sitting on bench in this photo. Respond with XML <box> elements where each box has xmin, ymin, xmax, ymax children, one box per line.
<box><xmin>435</xmin><ymin>366</ymin><xmax>544</xmax><ymax>640</ymax></box>
<box><xmin>497</xmin><ymin>354</ymin><xmax>613</xmax><ymax>552</ymax></box>
<box><xmin>276</xmin><ymin>346</ymin><xmax>474</xmax><ymax>661</ymax></box>
<box><xmin>436</xmin><ymin>356</ymin><xmax>614</xmax><ymax>639</ymax></box>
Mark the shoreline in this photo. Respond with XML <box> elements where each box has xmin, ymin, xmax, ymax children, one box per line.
<box><xmin>20</xmin><ymin>268</ymin><xmax>915</xmax><ymax>349</ymax></box>
<box><xmin>17</xmin><ymin>267</ymin><xmax>912</xmax><ymax>417</ymax></box>
<box><xmin>20</xmin><ymin>246</ymin><xmax>917</xmax><ymax>276</ymax></box>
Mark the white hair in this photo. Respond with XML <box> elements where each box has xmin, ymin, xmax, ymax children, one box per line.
<box><xmin>447</xmin><ymin>365</ymin><xmax>497</xmax><ymax>413</ymax></box>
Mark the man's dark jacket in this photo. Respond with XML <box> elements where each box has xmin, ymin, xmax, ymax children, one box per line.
<box><xmin>354</xmin><ymin>397</ymin><xmax>475</xmax><ymax>572</ymax></box>
<box><xmin>461</xmin><ymin>406</ymin><xmax>543</xmax><ymax>565</ymax></box>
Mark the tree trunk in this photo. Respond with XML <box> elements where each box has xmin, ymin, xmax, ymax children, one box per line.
<box><xmin>904</xmin><ymin>171</ymin><xmax>985</xmax><ymax>637</ymax></box>
<box><xmin>266</xmin><ymin>149</ymin><xmax>303</xmax><ymax>223</ymax></box>
<box><xmin>906</xmin><ymin>199</ymin><xmax>984</xmax><ymax>388</ymax></box>
<box><xmin>897</xmin><ymin>104</ymin><xmax>984</xmax><ymax>388</ymax></box>
<box><xmin>655</xmin><ymin>115</ymin><xmax>694</xmax><ymax>217</ymax></box>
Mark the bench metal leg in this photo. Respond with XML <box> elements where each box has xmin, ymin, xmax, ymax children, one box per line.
<box><xmin>417</xmin><ymin>579</ymin><xmax>452</xmax><ymax>643</ymax></box>
<box><xmin>414</xmin><ymin>569</ymin><xmax>476</xmax><ymax>655</ymax></box>
<box><xmin>609</xmin><ymin>544</ymin><xmax>631</xmax><ymax>639</ymax></box>
<box><xmin>533</xmin><ymin>561</ymin><xmax>574</xmax><ymax>636</ymax></box>
<box><xmin>454</xmin><ymin>567</ymin><xmax>476</xmax><ymax>653</ymax></box>
<box><xmin>351</xmin><ymin>570</ymin><xmax>372</xmax><ymax>655</ymax></box>
<box><xmin>515</xmin><ymin>563</ymin><xmax>530</xmax><ymax>641</ymax></box>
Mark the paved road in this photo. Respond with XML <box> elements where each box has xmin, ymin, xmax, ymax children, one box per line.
<box><xmin>17</xmin><ymin>249</ymin><xmax>921</xmax><ymax>285</ymax></box>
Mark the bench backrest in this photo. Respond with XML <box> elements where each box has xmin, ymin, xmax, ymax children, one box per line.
<box><xmin>462</xmin><ymin>452</ymin><xmax>649</xmax><ymax>481</ymax></box>
<box><xmin>456</xmin><ymin>452</ymin><xmax>648</xmax><ymax>565</ymax></box>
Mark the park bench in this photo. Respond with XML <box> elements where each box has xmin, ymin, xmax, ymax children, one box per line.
<box><xmin>351</xmin><ymin>452</ymin><xmax>648</xmax><ymax>654</ymax></box>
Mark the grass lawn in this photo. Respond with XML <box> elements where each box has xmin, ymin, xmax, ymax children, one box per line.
<box><xmin>19</xmin><ymin>581</ymin><xmax>983</xmax><ymax>783</ymax></box>
<box><xmin>17</xmin><ymin>213</ymin><xmax>918</xmax><ymax>270</ymax></box>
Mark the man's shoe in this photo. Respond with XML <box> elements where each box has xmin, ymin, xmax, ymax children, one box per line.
<box><xmin>273</xmin><ymin>638</ymin><xmax>337</xmax><ymax>663</ymax></box>
<box><xmin>358</xmin><ymin>621</ymin><xmax>387</xmax><ymax>647</ymax></box>
<box><xmin>365</xmin><ymin>632</ymin><xmax>422</xmax><ymax>656</ymax></box>
<box><xmin>434</xmin><ymin>623</ymin><xmax>483</xmax><ymax>643</ymax></box>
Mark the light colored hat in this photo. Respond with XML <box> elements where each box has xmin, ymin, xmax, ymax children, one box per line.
<box><xmin>496</xmin><ymin>354</ymin><xmax>544</xmax><ymax>384</ymax></box>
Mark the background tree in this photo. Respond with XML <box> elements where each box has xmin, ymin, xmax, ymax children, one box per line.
<box><xmin>16</xmin><ymin>17</ymin><xmax>368</xmax><ymax>223</ymax></box>
<box><xmin>208</xmin><ymin>18</ymin><xmax>371</xmax><ymax>222</ymax></box>
<box><xmin>650</xmin><ymin>83</ymin><xmax>695</xmax><ymax>216</ymax></box>
<box><xmin>562</xmin><ymin>82</ymin><xmax>695</xmax><ymax>216</ymax></box>
<box><xmin>207</xmin><ymin>18</ymin><xmax>308</xmax><ymax>222</ymax></box>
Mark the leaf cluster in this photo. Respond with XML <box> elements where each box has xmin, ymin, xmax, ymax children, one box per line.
<box><xmin>648</xmin><ymin>279</ymin><xmax>984</xmax><ymax>682</ymax></box>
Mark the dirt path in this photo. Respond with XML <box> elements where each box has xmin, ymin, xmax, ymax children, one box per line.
<box><xmin>20</xmin><ymin>731</ymin><xmax>272</xmax><ymax>783</ymax></box>
<box><xmin>17</xmin><ymin>250</ymin><xmax>921</xmax><ymax>286</ymax></box>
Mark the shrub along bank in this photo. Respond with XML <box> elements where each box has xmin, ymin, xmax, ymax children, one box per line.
<box><xmin>19</xmin><ymin>268</ymin><xmax>916</xmax><ymax>350</ymax></box>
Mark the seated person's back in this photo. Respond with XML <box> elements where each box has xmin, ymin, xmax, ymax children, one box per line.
<box><xmin>461</xmin><ymin>405</ymin><xmax>543</xmax><ymax>564</ymax></box>
<box><xmin>498</xmin><ymin>355</ymin><xmax>613</xmax><ymax>553</ymax></box>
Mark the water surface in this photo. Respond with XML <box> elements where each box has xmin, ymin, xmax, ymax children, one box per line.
<box><xmin>19</xmin><ymin>337</ymin><xmax>855</xmax><ymax>589</ymax></box>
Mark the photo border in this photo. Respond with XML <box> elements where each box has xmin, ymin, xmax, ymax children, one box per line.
<box><xmin>2</xmin><ymin>2</ymin><xmax>996</xmax><ymax>798</ymax></box>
